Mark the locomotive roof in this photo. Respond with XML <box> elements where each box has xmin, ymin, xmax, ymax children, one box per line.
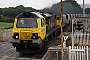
<box><xmin>16</xmin><ymin>12</ymin><xmax>44</xmax><ymax>18</ymax></box>
<box><xmin>31</xmin><ymin>12</ymin><xmax>44</xmax><ymax>18</ymax></box>
<box><xmin>43</xmin><ymin>13</ymin><xmax>52</xmax><ymax>17</ymax></box>
<box><xmin>40</xmin><ymin>13</ymin><xmax>52</xmax><ymax>17</ymax></box>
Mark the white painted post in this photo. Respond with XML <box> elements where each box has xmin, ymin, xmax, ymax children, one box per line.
<box><xmin>69</xmin><ymin>46</ymin><xmax>71</xmax><ymax>60</ymax></box>
<box><xmin>80</xmin><ymin>33</ymin><xmax>83</xmax><ymax>44</ymax></box>
<box><xmin>84</xmin><ymin>46</ymin><xmax>85</xmax><ymax>60</ymax></box>
<box><xmin>84</xmin><ymin>32</ymin><xmax>86</xmax><ymax>44</ymax></box>
<box><xmin>74</xmin><ymin>46</ymin><xmax>76</xmax><ymax>60</ymax></box>
<box><xmin>77</xmin><ymin>46</ymin><xmax>79</xmax><ymax>60</ymax></box>
<box><xmin>56</xmin><ymin>51</ymin><xmax>58</xmax><ymax>60</ymax></box>
<box><xmin>87</xmin><ymin>33</ymin><xmax>89</xmax><ymax>44</ymax></box>
<box><xmin>82</xmin><ymin>46</ymin><xmax>84</xmax><ymax>60</ymax></box>
<box><xmin>87</xmin><ymin>46</ymin><xmax>88</xmax><ymax>60</ymax></box>
<box><xmin>79</xmin><ymin>46</ymin><xmax>81</xmax><ymax>60</ymax></box>
<box><xmin>72</xmin><ymin>19</ymin><xmax>74</xmax><ymax>47</ymax></box>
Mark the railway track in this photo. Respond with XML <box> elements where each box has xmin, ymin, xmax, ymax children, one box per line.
<box><xmin>46</xmin><ymin>36</ymin><xmax>60</xmax><ymax>47</ymax></box>
<box><xmin>0</xmin><ymin>50</ymin><xmax>16</xmax><ymax>60</ymax></box>
<box><xmin>0</xmin><ymin>37</ymin><xmax>70</xmax><ymax>60</ymax></box>
<box><xmin>0</xmin><ymin>44</ymin><xmax>17</xmax><ymax>60</ymax></box>
<box><xmin>13</xmin><ymin>47</ymin><xmax>48</xmax><ymax>60</ymax></box>
<box><xmin>0</xmin><ymin>22</ymin><xmax>71</xmax><ymax>60</ymax></box>
<box><xmin>15</xmin><ymin>37</ymin><xmax>60</xmax><ymax>60</ymax></box>
<box><xmin>0</xmin><ymin>36</ymin><xmax>60</xmax><ymax>60</ymax></box>
<box><xmin>0</xmin><ymin>37</ymin><xmax>66</xmax><ymax>60</ymax></box>
<box><xmin>0</xmin><ymin>41</ymin><xmax>47</xmax><ymax>60</ymax></box>
<box><xmin>0</xmin><ymin>43</ymin><xmax>8</xmax><ymax>48</ymax></box>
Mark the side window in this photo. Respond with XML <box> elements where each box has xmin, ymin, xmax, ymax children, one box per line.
<box><xmin>41</xmin><ymin>19</ymin><xmax>45</xmax><ymax>27</ymax></box>
<box><xmin>66</xmin><ymin>15</ymin><xmax>68</xmax><ymax>20</ymax></box>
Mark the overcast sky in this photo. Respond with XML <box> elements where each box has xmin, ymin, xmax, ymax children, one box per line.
<box><xmin>0</xmin><ymin>0</ymin><xmax>90</xmax><ymax>9</ymax></box>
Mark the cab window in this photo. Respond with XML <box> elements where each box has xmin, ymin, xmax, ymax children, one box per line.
<box><xmin>41</xmin><ymin>19</ymin><xmax>45</xmax><ymax>27</ymax></box>
<box><xmin>17</xmin><ymin>18</ymin><xmax>37</xmax><ymax>28</ymax></box>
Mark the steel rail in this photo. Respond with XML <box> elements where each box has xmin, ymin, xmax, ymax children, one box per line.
<box><xmin>0</xmin><ymin>50</ymin><xmax>16</xmax><ymax>60</ymax></box>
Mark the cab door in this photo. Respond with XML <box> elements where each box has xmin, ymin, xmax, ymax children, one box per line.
<box><xmin>40</xmin><ymin>18</ymin><xmax>46</xmax><ymax>40</ymax></box>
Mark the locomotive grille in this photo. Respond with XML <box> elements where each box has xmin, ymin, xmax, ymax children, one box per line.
<box><xmin>20</xmin><ymin>31</ymin><xmax>32</xmax><ymax>40</ymax></box>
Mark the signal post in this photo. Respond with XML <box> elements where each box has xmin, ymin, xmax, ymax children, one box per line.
<box><xmin>60</xmin><ymin>0</ymin><xmax>64</xmax><ymax>60</ymax></box>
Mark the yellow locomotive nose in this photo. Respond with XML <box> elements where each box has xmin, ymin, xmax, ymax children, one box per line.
<box><xmin>20</xmin><ymin>30</ymin><xmax>32</xmax><ymax>40</ymax></box>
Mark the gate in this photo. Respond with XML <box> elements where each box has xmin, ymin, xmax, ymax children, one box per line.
<box><xmin>69</xmin><ymin>46</ymin><xmax>89</xmax><ymax>60</ymax></box>
<box><xmin>69</xmin><ymin>32</ymin><xmax>90</xmax><ymax>60</ymax></box>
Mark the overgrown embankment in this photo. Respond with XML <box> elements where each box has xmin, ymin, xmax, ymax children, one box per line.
<box><xmin>0</xmin><ymin>22</ymin><xmax>13</xmax><ymax>42</ymax></box>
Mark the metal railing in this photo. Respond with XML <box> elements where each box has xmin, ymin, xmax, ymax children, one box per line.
<box><xmin>42</xmin><ymin>46</ymin><xmax>68</xmax><ymax>60</ymax></box>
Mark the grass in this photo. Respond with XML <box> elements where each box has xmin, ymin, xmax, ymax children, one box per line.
<box><xmin>0</xmin><ymin>22</ymin><xmax>13</xmax><ymax>30</ymax></box>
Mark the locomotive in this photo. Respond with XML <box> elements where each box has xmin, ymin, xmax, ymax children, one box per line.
<box><xmin>12</xmin><ymin>12</ymin><xmax>60</xmax><ymax>53</ymax></box>
<box><xmin>12</xmin><ymin>11</ymin><xmax>90</xmax><ymax>53</ymax></box>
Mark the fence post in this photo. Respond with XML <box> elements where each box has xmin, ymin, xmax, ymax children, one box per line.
<box><xmin>56</xmin><ymin>51</ymin><xmax>58</xmax><ymax>60</ymax></box>
<box><xmin>74</xmin><ymin>46</ymin><xmax>76</xmax><ymax>60</ymax></box>
<box><xmin>81</xmin><ymin>46</ymin><xmax>84</xmax><ymax>60</ymax></box>
<box><xmin>83</xmin><ymin>32</ymin><xmax>86</xmax><ymax>44</ymax></box>
<box><xmin>87</xmin><ymin>33</ymin><xmax>89</xmax><ymax>44</ymax></box>
<box><xmin>69</xmin><ymin>46</ymin><xmax>71</xmax><ymax>60</ymax></box>
<box><xmin>87</xmin><ymin>46</ymin><xmax>88</xmax><ymax>60</ymax></box>
<box><xmin>80</xmin><ymin>33</ymin><xmax>83</xmax><ymax>44</ymax></box>
<box><xmin>76</xmin><ymin>33</ymin><xmax>79</xmax><ymax>44</ymax></box>
<box><xmin>77</xmin><ymin>46</ymin><xmax>79</xmax><ymax>60</ymax></box>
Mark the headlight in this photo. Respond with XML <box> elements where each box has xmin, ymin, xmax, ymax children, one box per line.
<box><xmin>13</xmin><ymin>33</ymin><xmax>19</xmax><ymax>39</ymax></box>
<box><xmin>32</xmin><ymin>33</ymin><xmax>38</xmax><ymax>39</ymax></box>
<box><xmin>16</xmin><ymin>36</ymin><xmax>19</xmax><ymax>39</ymax></box>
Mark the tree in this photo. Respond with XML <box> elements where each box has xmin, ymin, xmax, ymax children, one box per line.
<box><xmin>40</xmin><ymin>0</ymin><xmax>82</xmax><ymax>14</ymax></box>
<box><xmin>63</xmin><ymin>2</ymin><xmax>73</xmax><ymax>14</ymax></box>
<box><xmin>0</xmin><ymin>5</ymin><xmax>38</xmax><ymax>23</ymax></box>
